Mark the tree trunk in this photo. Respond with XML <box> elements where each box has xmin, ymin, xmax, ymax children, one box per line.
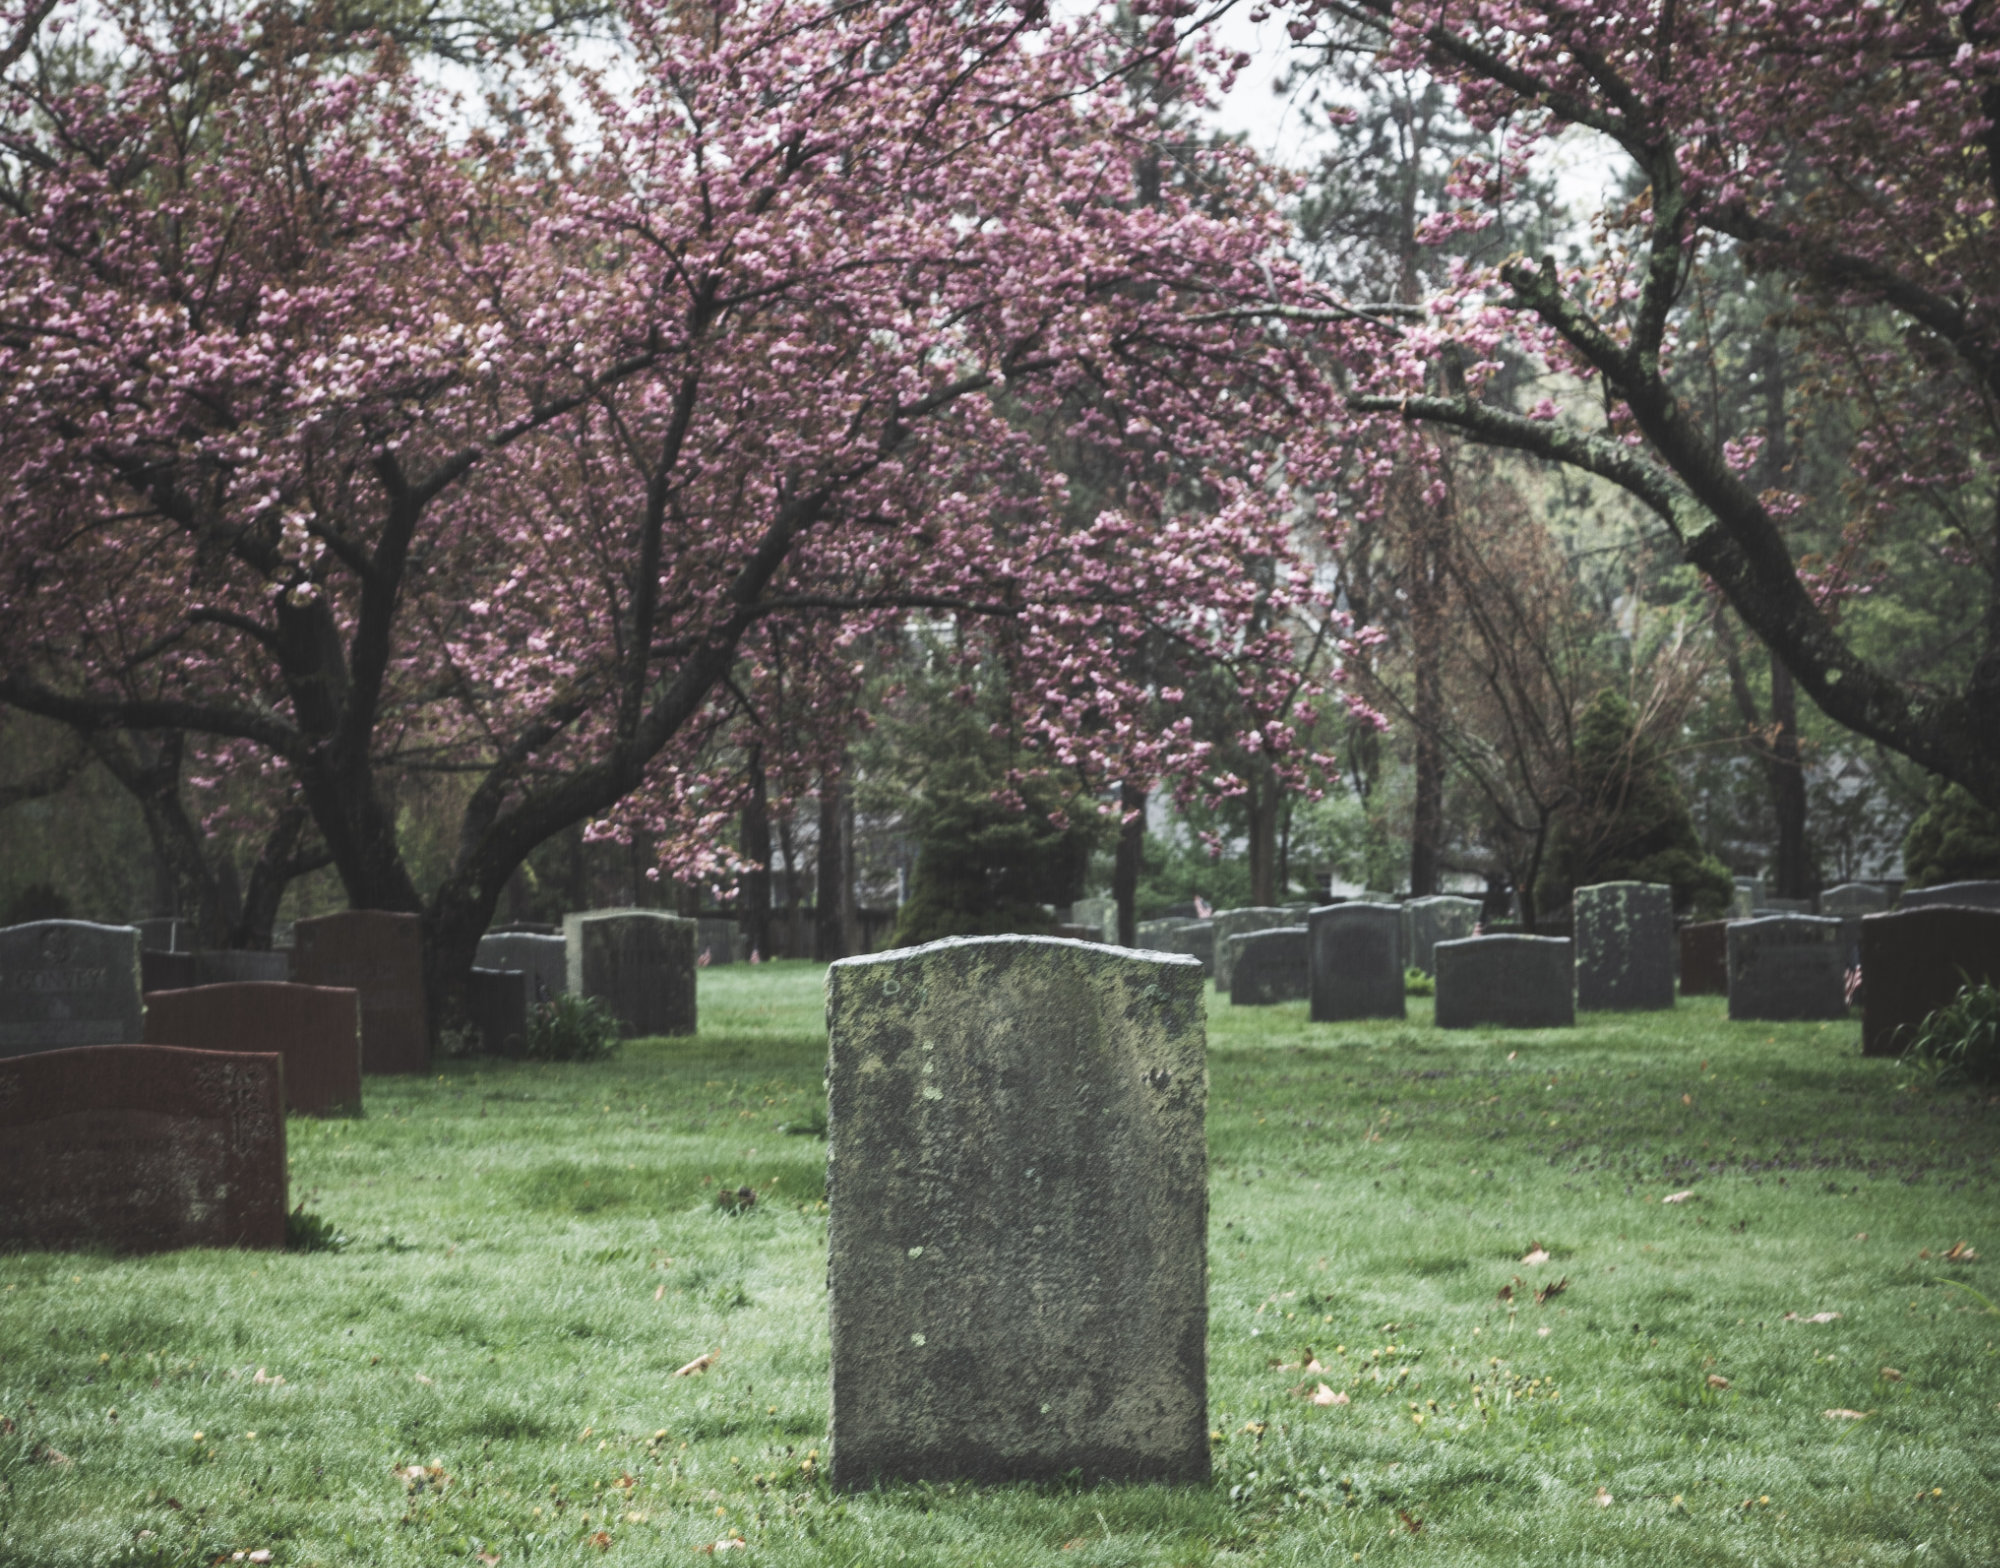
<box><xmin>85</xmin><ymin>731</ymin><xmax>237</xmax><ymax>948</ymax></box>
<box><xmin>816</xmin><ymin>764</ymin><xmax>848</xmax><ymax>963</ymax></box>
<box><xmin>1112</xmin><ymin>780</ymin><xmax>1146</xmax><ymax>946</ymax></box>
<box><xmin>233</xmin><ymin>804</ymin><xmax>330</xmax><ymax>949</ymax></box>
<box><xmin>740</xmin><ymin>742</ymin><xmax>772</xmax><ymax>961</ymax></box>
<box><xmin>1767</xmin><ymin>653</ymin><xmax>1814</xmax><ymax>900</ymax></box>
<box><xmin>1408</xmin><ymin>498</ymin><xmax>1449</xmax><ymax>898</ymax></box>
<box><xmin>1246</xmin><ymin>768</ymin><xmax>1280</xmax><ymax>906</ymax></box>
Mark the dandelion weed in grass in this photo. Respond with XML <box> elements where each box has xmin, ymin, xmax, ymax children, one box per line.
<box><xmin>0</xmin><ymin>968</ymin><xmax>1996</xmax><ymax>1565</ymax></box>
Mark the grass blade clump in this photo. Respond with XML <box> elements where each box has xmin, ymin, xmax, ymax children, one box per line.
<box><xmin>526</xmin><ymin>992</ymin><xmax>620</xmax><ymax>1062</ymax></box>
<box><xmin>1905</xmin><ymin>978</ymin><xmax>2000</xmax><ymax>1085</ymax></box>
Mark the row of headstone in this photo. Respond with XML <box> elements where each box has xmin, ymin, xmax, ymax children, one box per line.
<box><xmin>1228</xmin><ymin>926</ymin><xmax>1308</xmax><ymax>1005</ymax></box>
<box><xmin>140</xmin><ymin>947</ymin><xmax>290</xmax><ymax>994</ymax></box>
<box><xmin>1209</xmin><ymin>908</ymin><xmax>1294</xmax><ymax>992</ymax></box>
<box><xmin>1403</xmin><ymin>895</ymin><xmax>1481</xmax><ymax>977</ymax></box>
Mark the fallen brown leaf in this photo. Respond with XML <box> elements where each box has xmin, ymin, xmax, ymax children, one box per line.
<box><xmin>1681</xmin><ymin>1094</ymin><xmax>1692</xmax><ymax>1106</ymax></box>
<box><xmin>590</xmin><ymin>1531</ymin><xmax>612</xmax><ymax>1551</ymax></box>
<box><xmin>1594</xmin><ymin>1487</ymin><xmax>1614</xmax><ymax>1506</ymax></box>
<box><xmin>1707</xmin><ymin>1374</ymin><xmax>1731</xmax><ymax>1390</ymax></box>
<box><xmin>1881</xmin><ymin>1367</ymin><xmax>1903</xmax><ymax>1381</ymax></box>
<box><xmin>1496</xmin><ymin>1283</ymin><xmax>1514</xmax><ymax>1303</ymax></box>
<box><xmin>1521</xmin><ymin>1245</ymin><xmax>1550</xmax><ymax>1266</ymax></box>
<box><xmin>1825</xmin><ymin>1408</ymin><xmax>1870</xmax><ymax>1420</ymax></box>
<box><xmin>675</xmin><ymin>1352</ymin><xmax>717</xmax><ymax>1378</ymax></box>
<box><xmin>1663</xmin><ymin>1190</ymin><xmax>1695</xmax><ymax>1204</ymax></box>
<box><xmin>615</xmin><ymin>1473</ymin><xmax>637</xmax><ymax>1489</ymax></box>
<box><xmin>1535</xmin><ymin>1276</ymin><xmax>1569</xmax><ymax>1305</ymax></box>
<box><xmin>1398</xmin><ymin>1509</ymin><xmax>1423</xmax><ymax>1535</ymax></box>
<box><xmin>655</xmin><ymin>1285</ymin><xmax>666</xmax><ymax>1301</ymax></box>
<box><xmin>1944</xmin><ymin>1241</ymin><xmax>1979</xmax><ymax>1262</ymax></box>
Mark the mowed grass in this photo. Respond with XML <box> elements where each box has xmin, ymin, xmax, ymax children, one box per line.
<box><xmin>2</xmin><ymin>959</ymin><xmax>1997</xmax><ymax>1567</ymax></box>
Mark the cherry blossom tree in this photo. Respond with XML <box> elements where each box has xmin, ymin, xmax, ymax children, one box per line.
<box><xmin>1298</xmin><ymin>0</ymin><xmax>2000</xmax><ymax>812</ymax></box>
<box><xmin>0</xmin><ymin>0</ymin><xmax>1349</xmax><ymax>1030</ymax></box>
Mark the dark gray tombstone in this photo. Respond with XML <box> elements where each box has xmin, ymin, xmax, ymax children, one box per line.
<box><xmin>1861</xmin><ymin>907</ymin><xmax>2000</xmax><ymax>1056</ymax></box>
<box><xmin>1821</xmin><ymin>883</ymin><xmax>1889</xmax><ymax>916</ymax></box>
<box><xmin>1731</xmin><ymin>877</ymin><xmax>1763</xmax><ymax>920</ymax></box>
<box><xmin>476</xmin><ymin>932</ymin><xmax>567</xmax><ymax>1001</ymax></box>
<box><xmin>1134</xmin><ymin>917</ymin><xmax>1194</xmax><ymax>952</ymax></box>
<box><xmin>1435</xmin><ymin>935</ymin><xmax>1575</xmax><ymax>1029</ymax></box>
<box><xmin>1179</xmin><ymin>920</ymin><xmax>1215</xmax><ymax>975</ymax></box>
<box><xmin>1229</xmin><ymin>926</ymin><xmax>1309</xmax><ymax>1006</ymax></box>
<box><xmin>825</xmin><ymin>936</ymin><xmax>1208</xmax><ymax>1487</ymax></box>
<box><xmin>467</xmin><ymin>967</ymin><xmax>533</xmax><ymax>1058</ymax></box>
<box><xmin>1901</xmin><ymin>881</ymin><xmax>2000</xmax><ymax>912</ymax></box>
<box><xmin>1727</xmin><ymin>915</ymin><xmax>1846</xmax><ymax>1021</ymax></box>
<box><xmin>140</xmin><ymin>949</ymin><xmax>199</xmax><ymax>994</ymax></box>
<box><xmin>564</xmin><ymin>909</ymin><xmax>696</xmax><ymax>1037</ymax></box>
<box><xmin>1308</xmin><ymin>903</ymin><xmax>1405</xmax><ymax>1022</ymax></box>
<box><xmin>0</xmin><ymin>920</ymin><xmax>144</xmax><ymax>1059</ymax></box>
<box><xmin>696</xmin><ymin>916</ymin><xmax>738</xmax><ymax>966</ymax></box>
<box><xmin>1574</xmin><ymin>881</ymin><xmax>1675</xmax><ymax>1011</ymax></box>
<box><xmin>1210</xmin><ymin>908</ymin><xmax>1294</xmax><ymax>992</ymax></box>
<box><xmin>1758</xmin><ymin>896</ymin><xmax>1816</xmax><ymax>916</ymax></box>
<box><xmin>1403</xmin><ymin>895</ymin><xmax>1481</xmax><ymax>978</ymax></box>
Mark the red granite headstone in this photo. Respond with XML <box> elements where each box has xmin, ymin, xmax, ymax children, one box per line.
<box><xmin>0</xmin><ymin>1044</ymin><xmax>286</xmax><ymax>1252</ymax></box>
<box><xmin>290</xmin><ymin>911</ymin><xmax>428</xmax><ymax>1074</ymax></box>
<box><xmin>143</xmin><ymin>982</ymin><xmax>362</xmax><ymax>1115</ymax></box>
<box><xmin>1861</xmin><ymin>907</ymin><xmax>2000</xmax><ymax>1056</ymax></box>
<box><xmin>1679</xmin><ymin>921</ymin><xmax>1728</xmax><ymax>996</ymax></box>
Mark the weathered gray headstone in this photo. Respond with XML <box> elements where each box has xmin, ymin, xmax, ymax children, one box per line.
<box><xmin>1134</xmin><ymin>917</ymin><xmax>1195</xmax><ymax>953</ymax></box>
<box><xmin>0</xmin><ymin>921</ymin><xmax>144</xmax><ymax>1059</ymax></box>
<box><xmin>1434</xmin><ymin>935</ymin><xmax>1575</xmax><ymax>1029</ymax></box>
<box><xmin>1308</xmin><ymin>903</ymin><xmax>1404</xmax><ymax>1022</ymax></box>
<box><xmin>1758</xmin><ymin>896</ymin><xmax>1816</xmax><ymax>916</ymax></box>
<box><xmin>1821</xmin><ymin>883</ymin><xmax>1889</xmax><ymax>916</ymax></box>
<box><xmin>1210</xmin><ymin>908</ymin><xmax>1294</xmax><ymax>992</ymax></box>
<box><xmin>564</xmin><ymin>909</ymin><xmax>696</xmax><ymax>1037</ymax></box>
<box><xmin>1727</xmin><ymin>915</ymin><xmax>1846</xmax><ymax>1021</ymax></box>
<box><xmin>1402</xmin><ymin>895</ymin><xmax>1481</xmax><ymax>978</ymax></box>
<box><xmin>1069</xmin><ymin>898</ymin><xmax>1116</xmax><ymax>943</ymax></box>
<box><xmin>1730</xmin><ymin>877</ymin><xmax>1763</xmax><ymax>921</ymax></box>
<box><xmin>1574</xmin><ymin>881</ymin><xmax>1675</xmax><ymax>1011</ymax></box>
<box><xmin>467</xmin><ymin>966</ymin><xmax>533</xmax><ymax>1057</ymax></box>
<box><xmin>1229</xmin><ymin>926</ymin><xmax>1309</xmax><ymax>1006</ymax></box>
<box><xmin>1900</xmin><ymin>880</ymin><xmax>2000</xmax><ymax>912</ymax></box>
<box><xmin>477</xmin><ymin>932</ymin><xmax>567</xmax><ymax>1001</ymax></box>
<box><xmin>1178</xmin><ymin>920</ymin><xmax>1215</xmax><ymax>975</ymax></box>
<box><xmin>825</xmin><ymin>936</ymin><xmax>1208</xmax><ymax>1488</ymax></box>
<box><xmin>697</xmin><ymin>916</ymin><xmax>738</xmax><ymax>965</ymax></box>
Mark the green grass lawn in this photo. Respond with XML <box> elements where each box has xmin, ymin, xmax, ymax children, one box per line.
<box><xmin>2</xmin><ymin>959</ymin><xmax>1996</xmax><ymax>1566</ymax></box>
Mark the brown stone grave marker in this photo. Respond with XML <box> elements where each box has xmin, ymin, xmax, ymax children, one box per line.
<box><xmin>0</xmin><ymin>1044</ymin><xmax>286</xmax><ymax>1251</ymax></box>
<box><xmin>291</xmin><ymin>911</ymin><xmax>427</xmax><ymax>1074</ymax></box>
<box><xmin>143</xmin><ymin>982</ymin><xmax>362</xmax><ymax>1115</ymax></box>
<box><xmin>1679</xmin><ymin>921</ymin><xmax>1729</xmax><ymax>995</ymax></box>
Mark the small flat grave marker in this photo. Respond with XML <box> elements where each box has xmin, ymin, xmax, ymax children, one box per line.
<box><xmin>825</xmin><ymin>936</ymin><xmax>1208</xmax><ymax>1488</ymax></box>
<box><xmin>143</xmin><ymin>982</ymin><xmax>362</xmax><ymax>1116</ymax></box>
<box><xmin>0</xmin><ymin>1043</ymin><xmax>285</xmax><ymax>1251</ymax></box>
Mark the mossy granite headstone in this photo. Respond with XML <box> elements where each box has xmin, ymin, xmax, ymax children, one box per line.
<box><xmin>564</xmin><ymin>909</ymin><xmax>697</xmax><ymax>1037</ymax></box>
<box><xmin>291</xmin><ymin>910</ymin><xmax>428</xmax><ymax>1074</ymax></box>
<box><xmin>1229</xmin><ymin>926</ymin><xmax>1309</xmax><ymax>1006</ymax></box>
<box><xmin>1134</xmin><ymin>917</ymin><xmax>1195</xmax><ymax>952</ymax></box>
<box><xmin>824</xmin><ymin>936</ymin><xmax>1208</xmax><ymax>1488</ymax></box>
<box><xmin>0</xmin><ymin>1043</ymin><xmax>286</xmax><ymax>1252</ymax></box>
<box><xmin>1574</xmin><ymin>881</ymin><xmax>1675</xmax><ymax>1011</ymax></box>
<box><xmin>1403</xmin><ymin>896</ymin><xmax>1482</xmax><ymax>977</ymax></box>
<box><xmin>0</xmin><ymin>920</ymin><xmax>144</xmax><ymax>1059</ymax></box>
<box><xmin>1434</xmin><ymin>935</ymin><xmax>1575</xmax><ymax>1029</ymax></box>
<box><xmin>1727</xmin><ymin>915</ymin><xmax>1846</xmax><ymax>1021</ymax></box>
<box><xmin>1678</xmin><ymin>921</ymin><xmax>1729</xmax><ymax>996</ymax></box>
<box><xmin>1179</xmin><ymin>921</ymin><xmax>1215</xmax><ymax>974</ymax></box>
<box><xmin>1210</xmin><ymin>908</ymin><xmax>1293</xmax><ymax>992</ymax></box>
<box><xmin>143</xmin><ymin>981</ymin><xmax>362</xmax><ymax>1115</ymax></box>
<box><xmin>1900</xmin><ymin>880</ymin><xmax>2000</xmax><ymax>912</ymax></box>
<box><xmin>1308</xmin><ymin>903</ymin><xmax>1405</xmax><ymax>1022</ymax></box>
<box><xmin>1860</xmin><ymin>907</ymin><xmax>2000</xmax><ymax>1056</ymax></box>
